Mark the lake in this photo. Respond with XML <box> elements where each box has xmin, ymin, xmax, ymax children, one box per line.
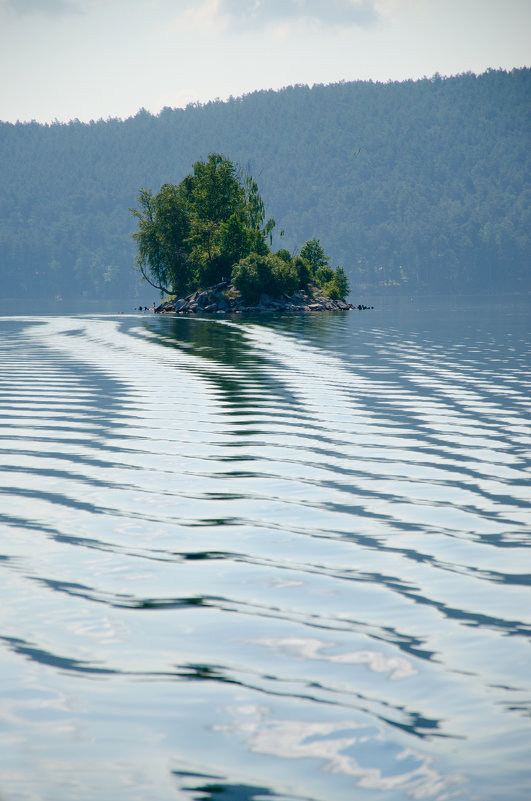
<box><xmin>0</xmin><ymin>296</ymin><xmax>530</xmax><ymax>801</ymax></box>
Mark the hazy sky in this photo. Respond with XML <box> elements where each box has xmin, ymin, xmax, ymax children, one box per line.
<box><xmin>1</xmin><ymin>0</ymin><xmax>529</xmax><ymax>123</ymax></box>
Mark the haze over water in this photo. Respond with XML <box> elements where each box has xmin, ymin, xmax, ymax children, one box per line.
<box><xmin>0</xmin><ymin>296</ymin><xmax>530</xmax><ymax>801</ymax></box>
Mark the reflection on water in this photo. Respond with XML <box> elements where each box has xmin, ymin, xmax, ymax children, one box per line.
<box><xmin>0</xmin><ymin>298</ymin><xmax>530</xmax><ymax>800</ymax></box>
<box><xmin>173</xmin><ymin>770</ymin><xmax>304</xmax><ymax>800</ymax></box>
<box><xmin>214</xmin><ymin>708</ymin><xmax>463</xmax><ymax>798</ymax></box>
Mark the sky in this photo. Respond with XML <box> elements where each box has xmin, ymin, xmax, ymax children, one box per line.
<box><xmin>0</xmin><ymin>0</ymin><xmax>529</xmax><ymax>123</ymax></box>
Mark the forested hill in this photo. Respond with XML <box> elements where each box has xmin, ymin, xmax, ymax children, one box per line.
<box><xmin>1</xmin><ymin>68</ymin><xmax>529</xmax><ymax>300</ymax></box>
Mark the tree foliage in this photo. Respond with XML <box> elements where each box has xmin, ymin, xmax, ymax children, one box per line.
<box><xmin>231</xmin><ymin>252</ymin><xmax>304</xmax><ymax>303</ymax></box>
<box><xmin>130</xmin><ymin>153</ymin><xmax>274</xmax><ymax>295</ymax></box>
<box><xmin>130</xmin><ymin>184</ymin><xmax>191</xmax><ymax>295</ymax></box>
<box><xmin>131</xmin><ymin>154</ymin><xmax>349</xmax><ymax>302</ymax></box>
<box><xmin>300</xmin><ymin>239</ymin><xmax>329</xmax><ymax>273</ymax></box>
<box><xmin>298</xmin><ymin>239</ymin><xmax>351</xmax><ymax>299</ymax></box>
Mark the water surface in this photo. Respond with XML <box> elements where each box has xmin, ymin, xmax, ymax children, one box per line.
<box><xmin>0</xmin><ymin>297</ymin><xmax>530</xmax><ymax>800</ymax></box>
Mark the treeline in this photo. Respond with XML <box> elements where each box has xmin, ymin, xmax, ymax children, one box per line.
<box><xmin>0</xmin><ymin>68</ymin><xmax>529</xmax><ymax>300</ymax></box>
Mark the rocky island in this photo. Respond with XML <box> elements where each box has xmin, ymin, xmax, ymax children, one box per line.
<box><xmin>154</xmin><ymin>280</ymin><xmax>361</xmax><ymax>315</ymax></box>
<box><xmin>131</xmin><ymin>154</ymin><xmax>358</xmax><ymax>312</ymax></box>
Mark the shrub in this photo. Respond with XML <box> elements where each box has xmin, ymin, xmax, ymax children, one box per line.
<box><xmin>324</xmin><ymin>267</ymin><xmax>350</xmax><ymax>300</ymax></box>
<box><xmin>270</xmin><ymin>256</ymin><xmax>299</xmax><ymax>297</ymax></box>
<box><xmin>293</xmin><ymin>256</ymin><xmax>312</xmax><ymax>289</ymax></box>
<box><xmin>300</xmin><ymin>239</ymin><xmax>329</xmax><ymax>275</ymax></box>
<box><xmin>315</xmin><ymin>265</ymin><xmax>335</xmax><ymax>287</ymax></box>
<box><xmin>231</xmin><ymin>252</ymin><xmax>300</xmax><ymax>303</ymax></box>
<box><xmin>275</xmin><ymin>249</ymin><xmax>292</xmax><ymax>263</ymax></box>
<box><xmin>231</xmin><ymin>253</ymin><xmax>265</xmax><ymax>304</ymax></box>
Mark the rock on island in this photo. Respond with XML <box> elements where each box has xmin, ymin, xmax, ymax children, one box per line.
<box><xmin>155</xmin><ymin>280</ymin><xmax>362</xmax><ymax>315</ymax></box>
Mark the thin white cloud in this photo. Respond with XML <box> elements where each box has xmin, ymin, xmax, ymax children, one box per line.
<box><xmin>168</xmin><ymin>0</ymin><xmax>380</xmax><ymax>35</ymax></box>
<box><xmin>221</xmin><ymin>0</ymin><xmax>380</xmax><ymax>27</ymax></box>
<box><xmin>166</xmin><ymin>0</ymin><xmax>223</xmax><ymax>35</ymax></box>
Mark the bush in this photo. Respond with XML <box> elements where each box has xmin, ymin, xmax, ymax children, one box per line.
<box><xmin>314</xmin><ymin>265</ymin><xmax>335</xmax><ymax>286</ymax></box>
<box><xmin>270</xmin><ymin>256</ymin><xmax>299</xmax><ymax>297</ymax></box>
<box><xmin>231</xmin><ymin>253</ymin><xmax>265</xmax><ymax>304</ymax></box>
<box><xmin>300</xmin><ymin>239</ymin><xmax>329</xmax><ymax>274</ymax></box>
<box><xmin>323</xmin><ymin>267</ymin><xmax>350</xmax><ymax>300</ymax></box>
<box><xmin>293</xmin><ymin>255</ymin><xmax>312</xmax><ymax>289</ymax></box>
<box><xmin>231</xmin><ymin>252</ymin><xmax>299</xmax><ymax>303</ymax></box>
<box><xmin>275</xmin><ymin>249</ymin><xmax>292</xmax><ymax>263</ymax></box>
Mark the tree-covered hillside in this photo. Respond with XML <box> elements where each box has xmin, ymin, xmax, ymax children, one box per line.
<box><xmin>0</xmin><ymin>69</ymin><xmax>529</xmax><ymax>300</ymax></box>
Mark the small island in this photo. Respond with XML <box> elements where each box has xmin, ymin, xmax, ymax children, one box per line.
<box><xmin>131</xmin><ymin>154</ymin><xmax>363</xmax><ymax>314</ymax></box>
<box><xmin>154</xmin><ymin>279</ymin><xmax>357</xmax><ymax>315</ymax></box>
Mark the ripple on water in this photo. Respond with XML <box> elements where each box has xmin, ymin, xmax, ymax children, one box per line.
<box><xmin>0</xmin><ymin>302</ymin><xmax>530</xmax><ymax>800</ymax></box>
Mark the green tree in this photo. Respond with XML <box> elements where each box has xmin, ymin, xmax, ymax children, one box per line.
<box><xmin>231</xmin><ymin>252</ymin><xmax>299</xmax><ymax>304</ymax></box>
<box><xmin>324</xmin><ymin>266</ymin><xmax>350</xmax><ymax>300</ymax></box>
<box><xmin>314</xmin><ymin>265</ymin><xmax>335</xmax><ymax>286</ymax></box>
<box><xmin>184</xmin><ymin>154</ymin><xmax>246</xmax><ymax>285</ymax></box>
<box><xmin>300</xmin><ymin>238</ymin><xmax>329</xmax><ymax>275</ymax></box>
<box><xmin>130</xmin><ymin>153</ymin><xmax>275</xmax><ymax>295</ymax></box>
<box><xmin>292</xmin><ymin>255</ymin><xmax>312</xmax><ymax>289</ymax></box>
<box><xmin>130</xmin><ymin>184</ymin><xmax>191</xmax><ymax>296</ymax></box>
<box><xmin>275</xmin><ymin>248</ymin><xmax>292</xmax><ymax>263</ymax></box>
<box><xmin>132</xmin><ymin>153</ymin><xmax>348</xmax><ymax>302</ymax></box>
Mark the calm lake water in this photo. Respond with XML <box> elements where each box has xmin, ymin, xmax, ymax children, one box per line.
<box><xmin>0</xmin><ymin>296</ymin><xmax>530</xmax><ymax>801</ymax></box>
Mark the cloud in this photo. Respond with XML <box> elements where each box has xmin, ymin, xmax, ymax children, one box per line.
<box><xmin>1</xmin><ymin>0</ymin><xmax>81</xmax><ymax>15</ymax></box>
<box><xmin>168</xmin><ymin>0</ymin><xmax>380</xmax><ymax>35</ymax></box>
<box><xmin>220</xmin><ymin>0</ymin><xmax>380</xmax><ymax>28</ymax></box>
<box><xmin>166</xmin><ymin>0</ymin><xmax>222</xmax><ymax>35</ymax></box>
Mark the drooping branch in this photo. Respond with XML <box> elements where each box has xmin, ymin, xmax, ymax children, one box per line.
<box><xmin>136</xmin><ymin>260</ymin><xmax>172</xmax><ymax>295</ymax></box>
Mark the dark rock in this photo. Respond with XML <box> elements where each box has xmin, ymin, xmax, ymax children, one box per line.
<box><xmin>154</xmin><ymin>282</ymin><xmax>361</xmax><ymax>315</ymax></box>
<box><xmin>259</xmin><ymin>292</ymin><xmax>274</xmax><ymax>307</ymax></box>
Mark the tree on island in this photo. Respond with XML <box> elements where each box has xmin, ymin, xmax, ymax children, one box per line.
<box><xmin>130</xmin><ymin>153</ymin><xmax>349</xmax><ymax>303</ymax></box>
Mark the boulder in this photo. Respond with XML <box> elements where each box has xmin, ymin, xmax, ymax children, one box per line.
<box><xmin>153</xmin><ymin>282</ymin><xmax>361</xmax><ymax>315</ymax></box>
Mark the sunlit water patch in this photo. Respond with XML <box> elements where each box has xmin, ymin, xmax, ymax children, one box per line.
<box><xmin>0</xmin><ymin>297</ymin><xmax>530</xmax><ymax>800</ymax></box>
